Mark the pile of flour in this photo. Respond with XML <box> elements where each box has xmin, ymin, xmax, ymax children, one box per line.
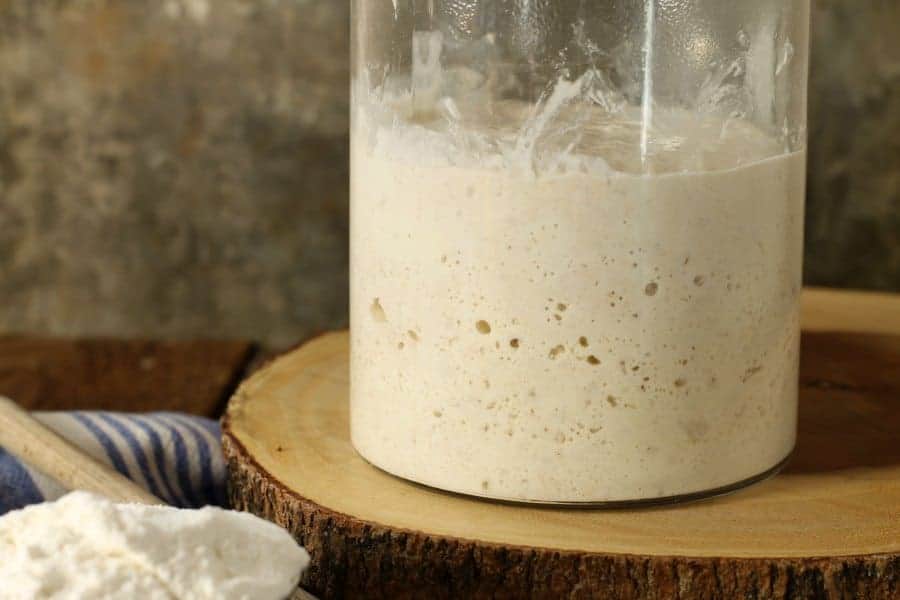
<box><xmin>0</xmin><ymin>492</ymin><xmax>309</xmax><ymax>600</ymax></box>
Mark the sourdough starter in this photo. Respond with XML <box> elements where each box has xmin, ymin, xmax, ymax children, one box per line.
<box><xmin>350</xmin><ymin>98</ymin><xmax>805</xmax><ymax>503</ymax></box>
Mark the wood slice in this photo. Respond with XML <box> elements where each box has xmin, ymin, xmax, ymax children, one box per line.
<box><xmin>223</xmin><ymin>289</ymin><xmax>900</xmax><ymax>599</ymax></box>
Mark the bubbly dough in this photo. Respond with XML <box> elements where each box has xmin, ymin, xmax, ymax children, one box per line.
<box><xmin>350</xmin><ymin>97</ymin><xmax>804</xmax><ymax>503</ymax></box>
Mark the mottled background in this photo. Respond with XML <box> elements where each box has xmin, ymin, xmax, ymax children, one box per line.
<box><xmin>0</xmin><ymin>0</ymin><xmax>897</xmax><ymax>346</ymax></box>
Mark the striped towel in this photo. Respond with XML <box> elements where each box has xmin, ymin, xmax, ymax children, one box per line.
<box><xmin>0</xmin><ymin>412</ymin><xmax>226</xmax><ymax>515</ymax></box>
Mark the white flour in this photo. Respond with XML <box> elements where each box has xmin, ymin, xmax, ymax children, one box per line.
<box><xmin>0</xmin><ymin>492</ymin><xmax>309</xmax><ymax>600</ymax></box>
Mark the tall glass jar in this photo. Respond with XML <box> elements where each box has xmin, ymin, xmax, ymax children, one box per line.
<box><xmin>350</xmin><ymin>1</ymin><xmax>810</xmax><ymax>504</ymax></box>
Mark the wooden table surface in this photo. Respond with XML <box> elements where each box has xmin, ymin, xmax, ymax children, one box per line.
<box><xmin>0</xmin><ymin>338</ymin><xmax>256</xmax><ymax>416</ymax></box>
<box><xmin>1</xmin><ymin>286</ymin><xmax>898</xmax><ymax>417</ymax></box>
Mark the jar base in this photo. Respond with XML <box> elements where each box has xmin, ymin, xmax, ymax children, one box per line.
<box><xmin>355</xmin><ymin>449</ymin><xmax>795</xmax><ymax>509</ymax></box>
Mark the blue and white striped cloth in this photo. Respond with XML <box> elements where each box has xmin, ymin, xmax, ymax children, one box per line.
<box><xmin>0</xmin><ymin>412</ymin><xmax>226</xmax><ymax>515</ymax></box>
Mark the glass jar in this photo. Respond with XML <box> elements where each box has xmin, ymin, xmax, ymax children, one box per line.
<box><xmin>350</xmin><ymin>0</ymin><xmax>809</xmax><ymax>505</ymax></box>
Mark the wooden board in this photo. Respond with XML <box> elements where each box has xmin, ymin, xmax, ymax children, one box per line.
<box><xmin>0</xmin><ymin>337</ymin><xmax>255</xmax><ymax>416</ymax></box>
<box><xmin>223</xmin><ymin>289</ymin><xmax>900</xmax><ymax>599</ymax></box>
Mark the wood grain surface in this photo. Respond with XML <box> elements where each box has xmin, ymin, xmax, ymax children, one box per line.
<box><xmin>224</xmin><ymin>289</ymin><xmax>900</xmax><ymax>599</ymax></box>
<box><xmin>0</xmin><ymin>337</ymin><xmax>255</xmax><ymax>416</ymax></box>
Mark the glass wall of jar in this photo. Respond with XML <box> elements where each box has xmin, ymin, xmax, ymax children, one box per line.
<box><xmin>350</xmin><ymin>0</ymin><xmax>810</xmax><ymax>504</ymax></box>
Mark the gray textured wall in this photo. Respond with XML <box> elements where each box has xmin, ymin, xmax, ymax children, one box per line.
<box><xmin>0</xmin><ymin>0</ymin><xmax>898</xmax><ymax>346</ymax></box>
<box><xmin>806</xmin><ymin>0</ymin><xmax>900</xmax><ymax>290</ymax></box>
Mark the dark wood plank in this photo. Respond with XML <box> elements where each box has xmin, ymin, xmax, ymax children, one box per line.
<box><xmin>0</xmin><ymin>337</ymin><xmax>256</xmax><ymax>417</ymax></box>
<box><xmin>790</xmin><ymin>331</ymin><xmax>900</xmax><ymax>473</ymax></box>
